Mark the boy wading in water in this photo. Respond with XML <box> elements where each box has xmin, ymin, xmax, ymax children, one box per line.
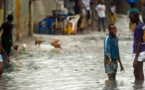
<box><xmin>0</xmin><ymin>15</ymin><xmax>14</xmax><ymax>57</ymax></box>
<box><xmin>130</xmin><ymin>11</ymin><xmax>145</xmax><ymax>83</ymax></box>
<box><xmin>0</xmin><ymin>15</ymin><xmax>13</xmax><ymax>67</ymax></box>
<box><xmin>104</xmin><ymin>24</ymin><xmax>124</xmax><ymax>81</ymax></box>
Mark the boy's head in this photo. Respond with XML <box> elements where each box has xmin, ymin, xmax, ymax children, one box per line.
<box><xmin>110</xmin><ymin>2</ymin><xmax>114</xmax><ymax>6</ymax></box>
<box><xmin>7</xmin><ymin>15</ymin><xmax>13</xmax><ymax>21</ymax></box>
<box><xmin>101</xmin><ymin>0</ymin><xmax>105</xmax><ymax>5</ymax></box>
<box><xmin>129</xmin><ymin>11</ymin><xmax>139</xmax><ymax>24</ymax></box>
<box><xmin>108</xmin><ymin>24</ymin><xmax>117</xmax><ymax>36</ymax></box>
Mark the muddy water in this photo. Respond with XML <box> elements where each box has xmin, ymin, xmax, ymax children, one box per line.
<box><xmin>0</xmin><ymin>36</ymin><xmax>144</xmax><ymax>90</ymax></box>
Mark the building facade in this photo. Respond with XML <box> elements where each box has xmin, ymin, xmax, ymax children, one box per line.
<box><xmin>0</xmin><ymin>0</ymin><xmax>33</xmax><ymax>41</ymax></box>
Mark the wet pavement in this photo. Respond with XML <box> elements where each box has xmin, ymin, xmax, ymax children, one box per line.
<box><xmin>0</xmin><ymin>14</ymin><xmax>145</xmax><ymax>90</ymax></box>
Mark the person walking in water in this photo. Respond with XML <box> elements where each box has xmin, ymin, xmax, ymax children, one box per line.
<box><xmin>104</xmin><ymin>24</ymin><xmax>124</xmax><ymax>81</ymax></box>
<box><xmin>130</xmin><ymin>11</ymin><xmax>145</xmax><ymax>83</ymax></box>
<box><xmin>0</xmin><ymin>15</ymin><xmax>13</xmax><ymax>67</ymax></box>
<box><xmin>0</xmin><ymin>15</ymin><xmax>14</xmax><ymax>57</ymax></box>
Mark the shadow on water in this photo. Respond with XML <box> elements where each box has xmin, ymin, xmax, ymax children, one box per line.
<box><xmin>0</xmin><ymin>75</ymin><xmax>14</xmax><ymax>90</ymax></box>
<box><xmin>133</xmin><ymin>80</ymin><xmax>144</xmax><ymax>90</ymax></box>
<box><xmin>0</xmin><ymin>62</ymin><xmax>16</xmax><ymax>90</ymax></box>
<box><xmin>0</xmin><ymin>76</ymin><xmax>5</xmax><ymax>90</ymax></box>
<box><xmin>4</xmin><ymin>62</ymin><xmax>15</xmax><ymax>73</ymax></box>
<box><xmin>103</xmin><ymin>80</ymin><xmax>118</xmax><ymax>90</ymax></box>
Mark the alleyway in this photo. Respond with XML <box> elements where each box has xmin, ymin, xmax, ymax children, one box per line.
<box><xmin>0</xmin><ymin>14</ymin><xmax>144</xmax><ymax>90</ymax></box>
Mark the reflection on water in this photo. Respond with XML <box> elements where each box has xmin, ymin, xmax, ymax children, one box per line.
<box><xmin>0</xmin><ymin>76</ymin><xmax>5</xmax><ymax>89</ymax></box>
<box><xmin>133</xmin><ymin>80</ymin><xmax>144</xmax><ymax>90</ymax></box>
<box><xmin>103</xmin><ymin>80</ymin><xmax>118</xmax><ymax>90</ymax></box>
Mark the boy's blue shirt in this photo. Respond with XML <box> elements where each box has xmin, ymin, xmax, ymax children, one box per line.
<box><xmin>104</xmin><ymin>33</ymin><xmax>119</xmax><ymax>60</ymax></box>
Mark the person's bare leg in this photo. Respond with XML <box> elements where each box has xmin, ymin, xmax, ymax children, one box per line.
<box><xmin>138</xmin><ymin>62</ymin><xmax>144</xmax><ymax>81</ymax></box>
<box><xmin>0</xmin><ymin>62</ymin><xmax>3</xmax><ymax>75</ymax></box>
<box><xmin>108</xmin><ymin>73</ymin><xmax>116</xmax><ymax>81</ymax></box>
<box><xmin>134</xmin><ymin>62</ymin><xmax>144</xmax><ymax>81</ymax></box>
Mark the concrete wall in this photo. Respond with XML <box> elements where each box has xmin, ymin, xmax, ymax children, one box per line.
<box><xmin>6</xmin><ymin>0</ymin><xmax>31</xmax><ymax>40</ymax></box>
<box><xmin>0</xmin><ymin>0</ymin><xmax>4</xmax><ymax>25</ymax></box>
<box><xmin>33</xmin><ymin>0</ymin><xmax>58</xmax><ymax>33</ymax></box>
<box><xmin>0</xmin><ymin>0</ymin><xmax>4</xmax><ymax>36</ymax></box>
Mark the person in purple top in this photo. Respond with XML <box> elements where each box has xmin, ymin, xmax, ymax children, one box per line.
<box><xmin>130</xmin><ymin>11</ymin><xmax>145</xmax><ymax>83</ymax></box>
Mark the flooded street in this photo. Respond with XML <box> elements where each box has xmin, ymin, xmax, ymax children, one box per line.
<box><xmin>0</xmin><ymin>15</ymin><xmax>144</xmax><ymax>90</ymax></box>
<box><xmin>0</xmin><ymin>35</ymin><xmax>142</xmax><ymax>90</ymax></box>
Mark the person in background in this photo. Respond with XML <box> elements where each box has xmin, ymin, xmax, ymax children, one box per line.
<box><xmin>78</xmin><ymin>0</ymin><xmax>88</xmax><ymax>34</ymax></box>
<box><xmin>82</xmin><ymin>0</ymin><xmax>93</xmax><ymax>26</ymax></box>
<box><xmin>0</xmin><ymin>15</ymin><xmax>14</xmax><ymax>68</ymax></box>
<box><xmin>0</xmin><ymin>15</ymin><xmax>14</xmax><ymax>57</ymax></box>
<box><xmin>104</xmin><ymin>24</ymin><xmax>124</xmax><ymax>81</ymax></box>
<box><xmin>109</xmin><ymin>2</ymin><xmax>116</xmax><ymax>24</ymax></box>
<box><xmin>142</xmin><ymin>0</ymin><xmax>145</xmax><ymax>24</ymax></box>
<box><xmin>64</xmin><ymin>0</ymin><xmax>75</xmax><ymax>16</ymax></box>
<box><xmin>127</xmin><ymin>4</ymin><xmax>138</xmax><ymax>34</ymax></box>
<box><xmin>130</xmin><ymin>11</ymin><xmax>145</xmax><ymax>83</ymax></box>
<box><xmin>96</xmin><ymin>0</ymin><xmax>106</xmax><ymax>32</ymax></box>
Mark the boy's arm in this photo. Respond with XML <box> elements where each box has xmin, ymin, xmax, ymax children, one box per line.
<box><xmin>105</xmin><ymin>38</ymin><xmax>112</xmax><ymax>65</ymax></box>
<box><xmin>2</xmin><ymin>48</ymin><xmax>10</xmax><ymax>63</ymax></box>
<box><xmin>107</xmin><ymin>55</ymin><xmax>114</xmax><ymax>69</ymax></box>
<box><xmin>107</xmin><ymin>55</ymin><xmax>112</xmax><ymax>65</ymax></box>
<box><xmin>0</xmin><ymin>39</ymin><xmax>10</xmax><ymax>63</ymax></box>
<box><xmin>118</xmin><ymin>56</ymin><xmax>124</xmax><ymax>71</ymax></box>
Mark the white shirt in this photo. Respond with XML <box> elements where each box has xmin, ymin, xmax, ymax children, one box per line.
<box><xmin>96</xmin><ymin>4</ymin><xmax>106</xmax><ymax>18</ymax></box>
<box><xmin>110</xmin><ymin>6</ymin><xmax>115</xmax><ymax>13</ymax></box>
<box><xmin>82</xmin><ymin>0</ymin><xmax>90</xmax><ymax>10</ymax></box>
